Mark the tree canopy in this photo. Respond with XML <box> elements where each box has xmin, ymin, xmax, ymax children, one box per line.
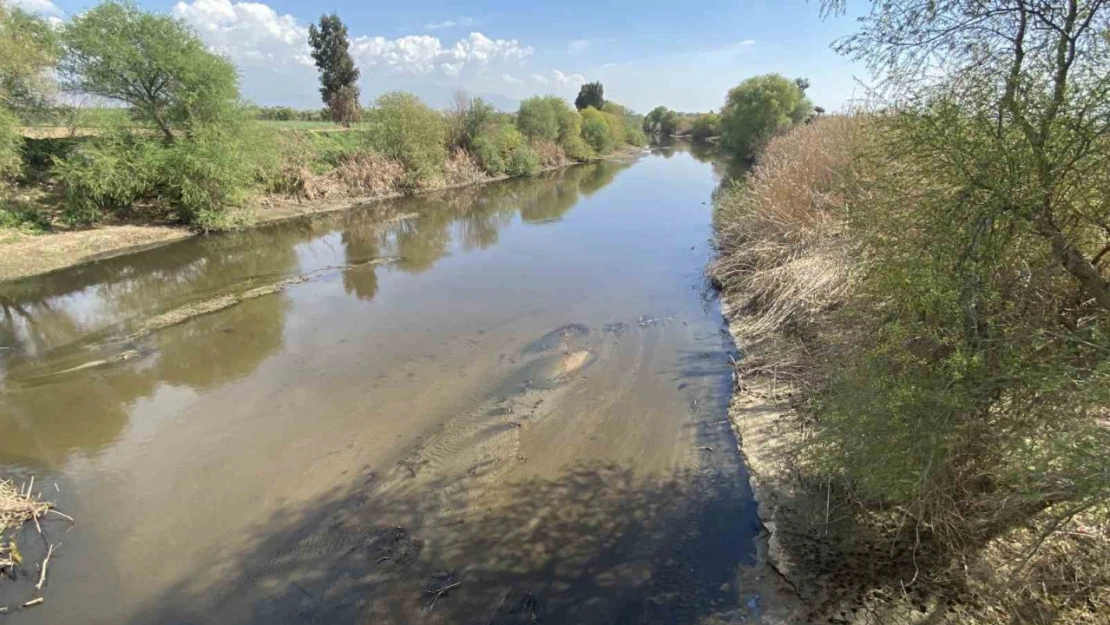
<box><xmin>574</xmin><ymin>81</ymin><xmax>604</xmax><ymax>111</ymax></box>
<box><xmin>719</xmin><ymin>73</ymin><xmax>811</xmax><ymax>157</ymax></box>
<box><xmin>308</xmin><ymin>13</ymin><xmax>361</xmax><ymax>124</ymax></box>
<box><xmin>60</xmin><ymin>1</ymin><xmax>239</xmax><ymax>141</ymax></box>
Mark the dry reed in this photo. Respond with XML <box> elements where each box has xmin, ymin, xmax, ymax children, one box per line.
<box><xmin>709</xmin><ymin>116</ymin><xmax>865</xmax><ymax>340</ymax></box>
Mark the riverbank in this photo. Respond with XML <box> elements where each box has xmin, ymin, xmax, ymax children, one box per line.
<box><xmin>0</xmin><ymin>148</ymin><xmax>644</xmax><ymax>283</ymax></box>
<box><xmin>712</xmin><ymin>117</ymin><xmax>1110</xmax><ymax>624</ymax></box>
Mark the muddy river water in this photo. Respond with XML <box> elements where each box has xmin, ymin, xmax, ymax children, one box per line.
<box><xmin>0</xmin><ymin>144</ymin><xmax>761</xmax><ymax>624</ymax></box>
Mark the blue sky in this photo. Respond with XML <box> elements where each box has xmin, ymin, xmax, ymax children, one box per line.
<box><xmin>18</xmin><ymin>0</ymin><xmax>871</xmax><ymax>112</ymax></box>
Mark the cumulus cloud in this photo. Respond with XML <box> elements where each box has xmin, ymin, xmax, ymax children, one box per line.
<box><xmin>502</xmin><ymin>73</ymin><xmax>524</xmax><ymax>85</ymax></box>
<box><xmin>10</xmin><ymin>0</ymin><xmax>63</xmax><ymax>15</ymax></box>
<box><xmin>174</xmin><ymin>0</ymin><xmax>533</xmax><ymax>78</ymax></box>
<box><xmin>528</xmin><ymin>70</ymin><xmax>586</xmax><ymax>93</ymax></box>
<box><xmin>173</xmin><ymin>0</ymin><xmax>313</xmax><ymax>67</ymax></box>
<box><xmin>424</xmin><ymin>16</ymin><xmax>475</xmax><ymax>31</ymax></box>
<box><xmin>352</xmin><ymin>32</ymin><xmax>532</xmax><ymax>75</ymax></box>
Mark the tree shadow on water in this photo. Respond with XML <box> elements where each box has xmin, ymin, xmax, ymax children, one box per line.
<box><xmin>126</xmin><ymin>462</ymin><xmax>760</xmax><ymax>625</ymax></box>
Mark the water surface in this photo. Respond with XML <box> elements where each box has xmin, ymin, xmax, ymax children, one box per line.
<box><xmin>0</xmin><ymin>144</ymin><xmax>759</xmax><ymax>624</ymax></box>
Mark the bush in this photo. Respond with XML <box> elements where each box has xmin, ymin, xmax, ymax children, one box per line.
<box><xmin>0</xmin><ymin>108</ymin><xmax>21</xmax><ymax>181</ymax></box>
<box><xmin>516</xmin><ymin>96</ymin><xmax>565</xmax><ymax>142</ymax></box>
<box><xmin>370</xmin><ymin>91</ymin><xmax>447</xmax><ymax>189</ymax></box>
<box><xmin>691</xmin><ymin>113</ymin><xmax>720</xmax><ymax>141</ymax></box>
<box><xmin>720</xmin><ymin>74</ymin><xmax>812</xmax><ymax>158</ymax></box>
<box><xmin>54</xmin><ymin>116</ymin><xmax>278</xmax><ymax>229</ymax></box>
<box><xmin>53</xmin><ymin>132</ymin><xmax>163</xmax><ymax>225</ymax></box>
<box><xmin>470</xmin><ymin>133</ymin><xmax>505</xmax><ymax>175</ymax></box>
<box><xmin>580</xmin><ymin>107</ymin><xmax>612</xmax><ymax>154</ymax></box>
<box><xmin>505</xmin><ymin>143</ymin><xmax>539</xmax><ymax>176</ymax></box>
<box><xmin>447</xmin><ymin>95</ymin><xmax>497</xmax><ymax>150</ymax></box>
<box><xmin>0</xmin><ymin>199</ymin><xmax>50</xmax><ymax>232</ymax></box>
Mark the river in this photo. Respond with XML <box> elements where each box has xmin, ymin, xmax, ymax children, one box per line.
<box><xmin>0</xmin><ymin>143</ymin><xmax>761</xmax><ymax>624</ymax></box>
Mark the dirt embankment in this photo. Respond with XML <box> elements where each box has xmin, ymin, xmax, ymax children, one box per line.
<box><xmin>0</xmin><ymin>148</ymin><xmax>646</xmax><ymax>283</ymax></box>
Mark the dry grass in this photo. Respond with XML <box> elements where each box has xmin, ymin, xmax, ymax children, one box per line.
<box><xmin>335</xmin><ymin>152</ymin><xmax>406</xmax><ymax>197</ymax></box>
<box><xmin>439</xmin><ymin>148</ymin><xmax>487</xmax><ymax>187</ymax></box>
<box><xmin>709</xmin><ymin>116</ymin><xmax>865</xmax><ymax>340</ymax></box>
<box><xmin>713</xmin><ymin>116</ymin><xmax>1110</xmax><ymax>625</ymax></box>
<box><xmin>531</xmin><ymin>140</ymin><xmax>569</xmax><ymax>169</ymax></box>
<box><xmin>0</xmin><ymin>479</ymin><xmax>53</xmax><ymax>570</ymax></box>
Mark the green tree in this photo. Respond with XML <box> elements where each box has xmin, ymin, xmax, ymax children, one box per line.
<box><xmin>690</xmin><ymin>112</ymin><xmax>719</xmax><ymax>141</ymax></box>
<box><xmin>308</xmin><ymin>13</ymin><xmax>361</xmax><ymax>124</ymax></box>
<box><xmin>0</xmin><ymin>5</ymin><xmax>60</xmax><ymax>110</ymax></box>
<box><xmin>61</xmin><ymin>1</ymin><xmax>239</xmax><ymax>142</ymax></box>
<box><xmin>574</xmin><ymin>81</ymin><xmax>604</xmax><ymax>111</ymax></box>
<box><xmin>1</xmin><ymin>4</ymin><xmax>60</xmax><ymax>180</ymax></box>
<box><xmin>580</xmin><ymin>106</ymin><xmax>612</xmax><ymax>154</ymax></box>
<box><xmin>370</xmin><ymin>91</ymin><xmax>446</xmax><ymax>188</ymax></box>
<box><xmin>643</xmin><ymin>105</ymin><xmax>668</xmax><ymax>133</ymax></box>
<box><xmin>719</xmin><ymin>73</ymin><xmax>811</xmax><ymax>157</ymax></box>
<box><xmin>516</xmin><ymin>95</ymin><xmax>561</xmax><ymax>142</ymax></box>
<box><xmin>659</xmin><ymin>110</ymin><xmax>679</xmax><ymax>136</ymax></box>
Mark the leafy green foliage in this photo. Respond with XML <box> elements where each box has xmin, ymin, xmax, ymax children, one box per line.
<box><xmin>0</xmin><ymin>107</ymin><xmax>20</xmax><ymax>180</ymax></box>
<box><xmin>447</xmin><ymin>94</ymin><xmax>497</xmax><ymax>151</ymax></box>
<box><xmin>369</xmin><ymin>92</ymin><xmax>447</xmax><ymax>188</ymax></box>
<box><xmin>719</xmin><ymin>73</ymin><xmax>811</xmax><ymax>158</ymax></box>
<box><xmin>52</xmin><ymin>132</ymin><xmax>164</xmax><ymax>225</ymax></box>
<box><xmin>690</xmin><ymin>112</ymin><xmax>719</xmax><ymax>140</ymax></box>
<box><xmin>579</xmin><ymin>107</ymin><xmax>612</xmax><ymax>154</ymax></box>
<box><xmin>60</xmin><ymin>1</ymin><xmax>240</xmax><ymax>141</ymax></box>
<box><xmin>574</xmin><ymin>81</ymin><xmax>604</xmax><ymax>111</ymax></box>
<box><xmin>308</xmin><ymin>14</ymin><xmax>361</xmax><ymax>124</ymax></box>
<box><xmin>0</xmin><ymin>5</ymin><xmax>60</xmax><ymax>110</ymax></box>
<box><xmin>516</xmin><ymin>96</ymin><xmax>563</xmax><ymax>142</ymax></box>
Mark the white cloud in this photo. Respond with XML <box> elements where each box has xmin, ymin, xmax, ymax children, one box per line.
<box><xmin>352</xmin><ymin>31</ymin><xmax>532</xmax><ymax>75</ymax></box>
<box><xmin>552</xmin><ymin>69</ymin><xmax>586</xmax><ymax>87</ymax></box>
<box><xmin>567</xmin><ymin>39</ymin><xmax>590</xmax><ymax>54</ymax></box>
<box><xmin>739</xmin><ymin>39</ymin><xmax>756</xmax><ymax>46</ymax></box>
<box><xmin>502</xmin><ymin>73</ymin><xmax>524</xmax><ymax>85</ymax></box>
<box><xmin>424</xmin><ymin>16</ymin><xmax>475</xmax><ymax>31</ymax></box>
<box><xmin>173</xmin><ymin>0</ymin><xmax>313</xmax><ymax>67</ymax></box>
<box><xmin>10</xmin><ymin>0</ymin><xmax>63</xmax><ymax>15</ymax></box>
<box><xmin>531</xmin><ymin>74</ymin><xmax>550</xmax><ymax>85</ymax></box>
<box><xmin>174</xmin><ymin>0</ymin><xmax>533</xmax><ymax>79</ymax></box>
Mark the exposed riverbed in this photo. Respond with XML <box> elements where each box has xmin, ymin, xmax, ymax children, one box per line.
<box><xmin>0</xmin><ymin>144</ymin><xmax>764</xmax><ymax>624</ymax></box>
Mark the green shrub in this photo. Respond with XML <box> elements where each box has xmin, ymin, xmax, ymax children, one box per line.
<box><xmin>370</xmin><ymin>91</ymin><xmax>447</xmax><ymax>188</ymax></box>
<box><xmin>162</xmin><ymin>122</ymin><xmax>275</xmax><ymax>230</ymax></box>
<box><xmin>516</xmin><ymin>96</ymin><xmax>565</xmax><ymax>142</ymax></box>
<box><xmin>505</xmin><ymin>143</ymin><xmax>539</xmax><ymax>176</ymax></box>
<box><xmin>0</xmin><ymin>108</ymin><xmax>22</xmax><ymax>180</ymax></box>
<box><xmin>580</xmin><ymin>107</ymin><xmax>612</xmax><ymax>154</ymax></box>
<box><xmin>470</xmin><ymin>133</ymin><xmax>504</xmax><ymax>175</ymax></box>
<box><xmin>0</xmin><ymin>199</ymin><xmax>50</xmax><ymax>232</ymax></box>
<box><xmin>720</xmin><ymin>74</ymin><xmax>811</xmax><ymax>158</ymax></box>
<box><xmin>53</xmin><ymin>133</ymin><xmax>163</xmax><ymax>225</ymax></box>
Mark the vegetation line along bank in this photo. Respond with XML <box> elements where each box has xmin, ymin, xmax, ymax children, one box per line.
<box><xmin>0</xmin><ymin>2</ymin><xmax>647</xmax><ymax>236</ymax></box>
<box><xmin>710</xmin><ymin>2</ymin><xmax>1109</xmax><ymax>624</ymax></box>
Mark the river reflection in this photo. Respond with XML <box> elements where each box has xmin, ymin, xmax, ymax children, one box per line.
<box><xmin>0</xmin><ymin>160</ymin><xmax>631</xmax><ymax>468</ymax></box>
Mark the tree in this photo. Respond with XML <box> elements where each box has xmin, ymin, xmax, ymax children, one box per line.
<box><xmin>574</xmin><ymin>81</ymin><xmax>604</xmax><ymax>111</ymax></box>
<box><xmin>793</xmin><ymin>77</ymin><xmax>810</xmax><ymax>92</ymax></box>
<box><xmin>60</xmin><ymin>1</ymin><xmax>239</xmax><ymax>142</ymax></box>
<box><xmin>1</xmin><ymin>4</ymin><xmax>60</xmax><ymax>179</ymax></box>
<box><xmin>516</xmin><ymin>95</ymin><xmax>562</xmax><ymax>142</ymax></box>
<box><xmin>659</xmin><ymin>110</ymin><xmax>679</xmax><ymax>136</ymax></box>
<box><xmin>579</xmin><ymin>106</ymin><xmax>612</xmax><ymax>153</ymax></box>
<box><xmin>0</xmin><ymin>4</ymin><xmax>60</xmax><ymax>110</ymax></box>
<box><xmin>719</xmin><ymin>73</ymin><xmax>811</xmax><ymax>157</ymax></box>
<box><xmin>370</xmin><ymin>92</ymin><xmax>446</xmax><ymax>187</ymax></box>
<box><xmin>643</xmin><ymin>106</ymin><xmax>668</xmax><ymax>133</ymax></box>
<box><xmin>690</xmin><ymin>112</ymin><xmax>719</xmax><ymax>141</ymax></box>
<box><xmin>308</xmin><ymin>13</ymin><xmax>361</xmax><ymax>125</ymax></box>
